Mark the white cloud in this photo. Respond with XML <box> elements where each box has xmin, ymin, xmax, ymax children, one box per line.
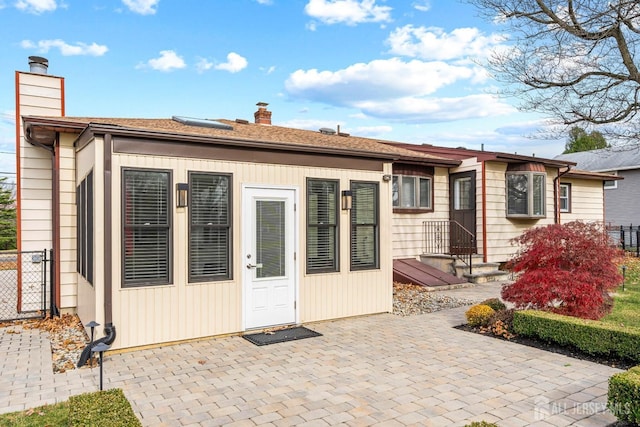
<box><xmin>304</xmin><ymin>0</ymin><xmax>392</xmax><ymax>26</ymax></box>
<box><xmin>413</xmin><ymin>1</ymin><xmax>430</xmax><ymax>12</ymax></box>
<box><xmin>354</xmin><ymin>94</ymin><xmax>514</xmax><ymax>123</ymax></box>
<box><xmin>259</xmin><ymin>65</ymin><xmax>276</xmax><ymax>74</ymax></box>
<box><xmin>214</xmin><ymin>52</ymin><xmax>248</xmax><ymax>73</ymax></box>
<box><xmin>279</xmin><ymin>119</ymin><xmax>345</xmax><ymax>131</ymax></box>
<box><xmin>255</xmin><ymin>0</ymin><xmax>272</xmax><ymax>4</ymax></box>
<box><xmin>139</xmin><ymin>50</ymin><xmax>186</xmax><ymax>72</ymax></box>
<box><xmin>285</xmin><ymin>58</ymin><xmax>512</xmax><ymax>123</ymax></box>
<box><xmin>387</xmin><ymin>25</ymin><xmax>507</xmax><ymax>61</ymax></box>
<box><xmin>286</xmin><ymin>58</ymin><xmax>474</xmax><ymax>104</ymax></box>
<box><xmin>122</xmin><ymin>0</ymin><xmax>158</xmax><ymax>15</ymax></box>
<box><xmin>21</xmin><ymin>39</ymin><xmax>108</xmax><ymax>56</ymax></box>
<box><xmin>196</xmin><ymin>58</ymin><xmax>213</xmax><ymax>73</ymax></box>
<box><xmin>353</xmin><ymin>125</ymin><xmax>393</xmax><ymax>136</ymax></box>
<box><xmin>15</xmin><ymin>0</ymin><xmax>57</xmax><ymax>13</ymax></box>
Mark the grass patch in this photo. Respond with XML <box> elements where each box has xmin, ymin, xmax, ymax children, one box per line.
<box><xmin>0</xmin><ymin>402</ymin><xmax>70</xmax><ymax>427</ymax></box>
<box><xmin>603</xmin><ymin>256</ymin><xmax>640</xmax><ymax>329</ymax></box>
<box><xmin>0</xmin><ymin>389</ymin><xmax>140</xmax><ymax>427</ymax></box>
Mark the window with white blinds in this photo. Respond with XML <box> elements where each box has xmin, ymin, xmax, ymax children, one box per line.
<box><xmin>189</xmin><ymin>173</ymin><xmax>231</xmax><ymax>282</ymax></box>
<box><xmin>306</xmin><ymin>179</ymin><xmax>338</xmax><ymax>273</ymax></box>
<box><xmin>122</xmin><ymin>169</ymin><xmax>171</xmax><ymax>286</ymax></box>
<box><xmin>350</xmin><ymin>181</ymin><xmax>379</xmax><ymax>270</ymax></box>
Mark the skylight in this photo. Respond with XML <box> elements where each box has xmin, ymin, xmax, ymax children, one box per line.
<box><xmin>172</xmin><ymin>116</ymin><xmax>233</xmax><ymax>130</ymax></box>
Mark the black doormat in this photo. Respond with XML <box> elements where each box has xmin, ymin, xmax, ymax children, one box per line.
<box><xmin>242</xmin><ymin>326</ymin><xmax>322</xmax><ymax>346</ymax></box>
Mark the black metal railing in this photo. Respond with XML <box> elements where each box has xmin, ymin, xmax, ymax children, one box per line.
<box><xmin>0</xmin><ymin>249</ymin><xmax>53</xmax><ymax>321</ymax></box>
<box><xmin>607</xmin><ymin>225</ymin><xmax>640</xmax><ymax>257</ymax></box>
<box><xmin>423</xmin><ymin>220</ymin><xmax>475</xmax><ymax>274</ymax></box>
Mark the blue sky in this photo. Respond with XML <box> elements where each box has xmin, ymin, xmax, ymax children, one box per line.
<box><xmin>0</xmin><ymin>0</ymin><xmax>566</xmax><ymax>182</ymax></box>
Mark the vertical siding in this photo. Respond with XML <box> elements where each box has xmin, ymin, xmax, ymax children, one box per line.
<box><xmin>560</xmin><ymin>179</ymin><xmax>604</xmax><ymax>223</ymax></box>
<box><xmin>16</xmin><ymin>72</ymin><xmax>64</xmax><ymax>252</ymax></box>
<box><xmin>109</xmin><ymin>153</ymin><xmax>392</xmax><ymax>350</ymax></box>
<box><xmin>391</xmin><ymin>167</ymin><xmax>449</xmax><ymax>259</ymax></box>
<box><xmin>75</xmin><ymin>140</ymin><xmax>98</xmax><ymax>328</ymax></box>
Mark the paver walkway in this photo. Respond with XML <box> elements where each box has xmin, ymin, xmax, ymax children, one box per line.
<box><xmin>0</xmin><ymin>283</ymin><xmax>622</xmax><ymax>426</ymax></box>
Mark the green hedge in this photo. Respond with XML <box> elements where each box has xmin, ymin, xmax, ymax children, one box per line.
<box><xmin>68</xmin><ymin>388</ymin><xmax>141</xmax><ymax>427</ymax></box>
<box><xmin>608</xmin><ymin>366</ymin><xmax>640</xmax><ymax>425</ymax></box>
<box><xmin>512</xmin><ymin>310</ymin><xmax>640</xmax><ymax>363</ymax></box>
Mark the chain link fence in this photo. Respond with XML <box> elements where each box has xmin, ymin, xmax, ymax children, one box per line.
<box><xmin>0</xmin><ymin>250</ymin><xmax>51</xmax><ymax>321</ymax></box>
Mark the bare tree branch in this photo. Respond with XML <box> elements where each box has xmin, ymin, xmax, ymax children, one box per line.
<box><xmin>466</xmin><ymin>0</ymin><xmax>640</xmax><ymax>141</ymax></box>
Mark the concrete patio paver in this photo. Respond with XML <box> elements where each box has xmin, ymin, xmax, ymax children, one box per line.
<box><xmin>0</xmin><ymin>283</ymin><xmax>623</xmax><ymax>426</ymax></box>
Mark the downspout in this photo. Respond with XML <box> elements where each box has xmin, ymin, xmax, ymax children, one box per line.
<box><xmin>24</xmin><ymin>127</ymin><xmax>60</xmax><ymax>316</ymax></box>
<box><xmin>481</xmin><ymin>161</ymin><xmax>488</xmax><ymax>263</ymax></box>
<box><xmin>553</xmin><ymin>166</ymin><xmax>572</xmax><ymax>224</ymax></box>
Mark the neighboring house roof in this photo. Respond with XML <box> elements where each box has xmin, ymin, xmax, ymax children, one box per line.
<box><xmin>22</xmin><ymin>115</ymin><xmax>461</xmax><ymax>167</ymax></box>
<box><xmin>555</xmin><ymin>145</ymin><xmax>640</xmax><ymax>172</ymax></box>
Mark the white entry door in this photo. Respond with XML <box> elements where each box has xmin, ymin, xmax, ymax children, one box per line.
<box><xmin>243</xmin><ymin>186</ymin><xmax>297</xmax><ymax>330</ymax></box>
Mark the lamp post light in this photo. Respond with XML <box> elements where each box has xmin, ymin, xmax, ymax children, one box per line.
<box><xmin>86</xmin><ymin>321</ymin><xmax>99</xmax><ymax>345</ymax></box>
<box><xmin>91</xmin><ymin>342</ymin><xmax>110</xmax><ymax>391</ymax></box>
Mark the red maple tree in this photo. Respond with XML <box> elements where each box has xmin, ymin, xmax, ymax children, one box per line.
<box><xmin>502</xmin><ymin>221</ymin><xmax>623</xmax><ymax>319</ymax></box>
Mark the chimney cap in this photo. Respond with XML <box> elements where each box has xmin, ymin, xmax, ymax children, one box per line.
<box><xmin>28</xmin><ymin>56</ymin><xmax>49</xmax><ymax>74</ymax></box>
<box><xmin>256</xmin><ymin>102</ymin><xmax>269</xmax><ymax>108</ymax></box>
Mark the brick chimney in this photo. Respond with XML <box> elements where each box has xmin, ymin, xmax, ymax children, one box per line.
<box><xmin>254</xmin><ymin>102</ymin><xmax>272</xmax><ymax>125</ymax></box>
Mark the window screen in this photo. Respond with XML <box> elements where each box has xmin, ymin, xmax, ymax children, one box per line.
<box><xmin>350</xmin><ymin>181</ymin><xmax>379</xmax><ymax>270</ymax></box>
<box><xmin>307</xmin><ymin>179</ymin><xmax>338</xmax><ymax>273</ymax></box>
<box><xmin>122</xmin><ymin>169</ymin><xmax>171</xmax><ymax>286</ymax></box>
<box><xmin>189</xmin><ymin>173</ymin><xmax>231</xmax><ymax>282</ymax></box>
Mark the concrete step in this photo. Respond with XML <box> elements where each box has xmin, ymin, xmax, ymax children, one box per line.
<box><xmin>420</xmin><ymin>253</ymin><xmax>511</xmax><ymax>284</ymax></box>
<box><xmin>419</xmin><ymin>253</ymin><xmax>484</xmax><ymax>276</ymax></box>
<box><xmin>463</xmin><ymin>270</ymin><xmax>511</xmax><ymax>284</ymax></box>
<box><xmin>454</xmin><ymin>261</ymin><xmax>511</xmax><ymax>284</ymax></box>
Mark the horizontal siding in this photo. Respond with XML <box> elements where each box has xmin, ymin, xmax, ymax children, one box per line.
<box><xmin>17</xmin><ymin>72</ymin><xmax>63</xmax><ymax>253</ymax></box>
<box><xmin>484</xmin><ymin>163</ymin><xmax>555</xmax><ymax>263</ymax></box>
<box><xmin>604</xmin><ymin>170</ymin><xmax>640</xmax><ymax>226</ymax></box>
<box><xmin>560</xmin><ymin>179</ymin><xmax>603</xmax><ymax>223</ymax></box>
<box><xmin>59</xmin><ymin>142</ymin><xmax>77</xmax><ymax>310</ymax></box>
<box><xmin>109</xmin><ymin>153</ymin><xmax>393</xmax><ymax>349</ymax></box>
<box><xmin>391</xmin><ymin>168</ymin><xmax>449</xmax><ymax>259</ymax></box>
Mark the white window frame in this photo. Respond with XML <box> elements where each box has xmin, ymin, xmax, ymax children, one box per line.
<box><xmin>559</xmin><ymin>183</ymin><xmax>571</xmax><ymax>213</ymax></box>
<box><xmin>392</xmin><ymin>175</ymin><xmax>433</xmax><ymax>210</ymax></box>
<box><xmin>604</xmin><ymin>171</ymin><xmax>618</xmax><ymax>189</ymax></box>
<box><xmin>506</xmin><ymin>172</ymin><xmax>546</xmax><ymax>218</ymax></box>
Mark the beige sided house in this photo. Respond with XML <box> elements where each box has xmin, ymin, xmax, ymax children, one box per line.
<box><xmin>388</xmin><ymin>143</ymin><xmax>619</xmax><ymax>281</ymax></box>
<box><xmin>15</xmin><ymin>59</ymin><xmax>456</xmax><ymax>350</ymax></box>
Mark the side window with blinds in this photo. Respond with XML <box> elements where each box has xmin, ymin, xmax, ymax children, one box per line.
<box><xmin>76</xmin><ymin>170</ymin><xmax>94</xmax><ymax>285</ymax></box>
<box><xmin>350</xmin><ymin>181</ymin><xmax>379</xmax><ymax>270</ymax></box>
<box><xmin>306</xmin><ymin>179</ymin><xmax>339</xmax><ymax>273</ymax></box>
<box><xmin>189</xmin><ymin>173</ymin><xmax>232</xmax><ymax>282</ymax></box>
<box><xmin>122</xmin><ymin>169</ymin><xmax>171</xmax><ymax>287</ymax></box>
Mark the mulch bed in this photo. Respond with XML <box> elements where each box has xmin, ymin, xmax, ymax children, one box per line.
<box><xmin>455</xmin><ymin>323</ymin><xmax>636</xmax><ymax>371</ymax></box>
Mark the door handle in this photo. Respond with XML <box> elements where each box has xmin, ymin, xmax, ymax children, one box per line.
<box><xmin>246</xmin><ymin>263</ymin><xmax>263</xmax><ymax>269</ymax></box>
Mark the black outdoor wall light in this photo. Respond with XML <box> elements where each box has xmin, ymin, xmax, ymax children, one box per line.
<box><xmin>176</xmin><ymin>183</ymin><xmax>189</xmax><ymax>208</ymax></box>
